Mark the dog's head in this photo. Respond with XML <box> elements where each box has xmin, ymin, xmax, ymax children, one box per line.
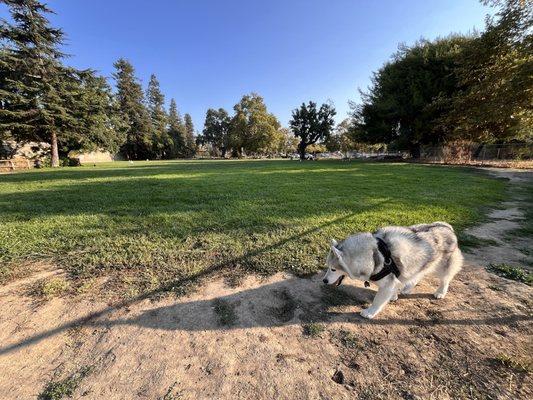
<box><xmin>323</xmin><ymin>239</ymin><xmax>348</xmax><ymax>286</ymax></box>
<box><xmin>323</xmin><ymin>234</ymin><xmax>378</xmax><ymax>286</ymax></box>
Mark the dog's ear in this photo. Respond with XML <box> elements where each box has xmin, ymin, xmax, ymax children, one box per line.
<box><xmin>330</xmin><ymin>239</ymin><xmax>338</xmax><ymax>247</ymax></box>
<box><xmin>330</xmin><ymin>245</ymin><xmax>343</xmax><ymax>260</ymax></box>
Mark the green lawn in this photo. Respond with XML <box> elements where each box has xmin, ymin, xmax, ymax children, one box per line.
<box><xmin>0</xmin><ymin>159</ymin><xmax>505</xmax><ymax>295</ymax></box>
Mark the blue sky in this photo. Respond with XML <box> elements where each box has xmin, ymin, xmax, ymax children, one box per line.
<box><xmin>34</xmin><ymin>1</ymin><xmax>491</xmax><ymax>130</ymax></box>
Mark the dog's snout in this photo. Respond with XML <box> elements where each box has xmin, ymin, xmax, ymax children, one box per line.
<box><xmin>323</xmin><ymin>278</ymin><xmax>328</xmax><ymax>284</ymax></box>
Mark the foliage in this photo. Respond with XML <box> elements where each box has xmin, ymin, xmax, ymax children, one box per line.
<box><xmin>351</xmin><ymin>0</ymin><xmax>532</xmax><ymax>155</ymax></box>
<box><xmin>290</xmin><ymin>101</ymin><xmax>336</xmax><ymax>159</ymax></box>
<box><xmin>65</xmin><ymin>71</ymin><xmax>127</xmax><ymax>155</ymax></box>
<box><xmin>492</xmin><ymin>353</ymin><xmax>532</xmax><ymax>373</ymax></box>
<box><xmin>182</xmin><ymin>113</ymin><xmax>196</xmax><ymax>157</ymax></box>
<box><xmin>325</xmin><ymin>119</ymin><xmax>359</xmax><ymax>155</ymax></box>
<box><xmin>199</xmin><ymin>108</ymin><xmax>231</xmax><ymax>157</ymax></box>
<box><xmin>146</xmin><ymin>74</ymin><xmax>171</xmax><ymax>159</ymax></box>
<box><xmin>38</xmin><ymin>366</ymin><xmax>92</xmax><ymax>400</ymax></box>
<box><xmin>112</xmin><ymin>58</ymin><xmax>153</xmax><ymax>160</ymax></box>
<box><xmin>438</xmin><ymin>0</ymin><xmax>533</xmax><ymax>142</ymax></box>
<box><xmin>487</xmin><ymin>263</ymin><xmax>532</xmax><ymax>285</ymax></box>
<box><xmin>0</xmin><ymin>0</ymin><xmax>82</xmax><ymax>166</ymax></box>
<box><xmin>32</xmin><ymin>277</ymin><xmax>70</xmax><ymax>299</ymax></box>
<box><xmin>167</xmin><ymin>98</ymin><xmax>186</xmax><ymax>158</ymax></box>
<box><xmin>229</xmin><ymin>93</ymin><xmax>281</xmax><ymax>156</ymax></box>
<box><xmin>212</xmin><ymin>298</ymin><xmax>237</xmax><ymax>326</ymax></box>
<box><xmin>278</xmin><ymin>127</ymin><xmax>299</xmax><ymax>155</ymax></box>
<box><xmin>0</xmin><ymin>0</ymin><xmax>128</xmax><ymax>165</ymax></box>
<box><xmin>0</xmin><ymin>160</ymin><xmax>504</xmax><ymax>295</ymax></box>
<box><xmin>351</xmin><ymin>36</ymin><xmax>472</xmax><ymax>157</ymax></box>
<box><xmin>302</xmin><ymin>323</ymin><xmax>325</xmax><ymax>337</ymax></box>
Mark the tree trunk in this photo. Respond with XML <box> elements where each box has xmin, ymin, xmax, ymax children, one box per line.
<box><xmin>409</xmin><ymin>143</ymin><xmax>421</xmax><ymax>159</ymax></box>
<box><xmin>51</xmin><ymin>131</ymin><xmax>59</xmax><ymax>167</ymax></box>
<box><xmin>298</xmin><ymin>142</ymin><xmax>307</xmax><ymax>160</ymax></box>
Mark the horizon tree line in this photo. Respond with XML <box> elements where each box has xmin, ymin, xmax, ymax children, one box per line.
<box><xmin>1</xmin><ymin>0</ymin><xmax>530</xmax><ymax>166</ymax></box>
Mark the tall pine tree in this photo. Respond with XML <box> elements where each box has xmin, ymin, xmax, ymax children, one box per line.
<box><xmin>112</xmin><ymin>58</ymin><xmax>152</xmax><ymax>160</ymax></box>
<box><xmin>146</xmin><ymin>74</ymin><xmax>170</xmax><ymax>159</ymax></box>
<box><xmin>0</xmin><ymin>0</ymin><xmax>84</xmax><ymax>166</ymax></box>
<box><xmin>183</xmin><ymin>113</ymin><xmax>196</xmax><ymax>157</ymax></box>
<box><xmin>167</xmin><ymin>98</ymin><xmax>185</xmax><ymax>158</ymax></box>
<box><xmin>70</xmin><ymin>71</ymin><xmax>127</xmax><ymax>154</ymax></box>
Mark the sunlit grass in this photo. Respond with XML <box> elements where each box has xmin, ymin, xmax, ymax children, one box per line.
<box><xmin>0</xmin><ymin>159</ymin><xmax>505</xmax><ymax>294</ymax></box>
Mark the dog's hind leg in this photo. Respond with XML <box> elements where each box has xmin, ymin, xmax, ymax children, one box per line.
<box><xmin>434</xmin><ymin>248</ymin><xmax>463</xmax><ymax>299</ymax></box>
<box><xmin>400</xmin><ymin>273</ymin><xmax>424</xmax><ymax>294</ymax></box>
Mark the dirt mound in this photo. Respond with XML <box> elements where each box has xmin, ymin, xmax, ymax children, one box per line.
<box><xmin>1</xmin><ymin>271</ymin><xmax>531</xmax><ymax>399</ymax></box>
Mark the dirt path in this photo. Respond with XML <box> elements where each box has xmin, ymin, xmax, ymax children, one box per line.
<box><xmin>0</xmin><ymin>169</ymin><xmax>531</xmax><ymax>400</ymax></box>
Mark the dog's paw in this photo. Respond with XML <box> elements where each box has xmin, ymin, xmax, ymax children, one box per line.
<box><xmin>360</xmin><ymin>308</ymin><xmax>377</xmax><ymax>319</ymax></box>
<box><xmin>390</xmin><ymin>293</ymin><xmax>398</xmax><ymax>302</ymax></box>
<box><xmin>401</xmin><ymin>283</ymin><xmax>415</xmax><ymax>294</ymax></box>
<box><xmin>433</xmin><ymin>291</ymin><xmax>446</xmax><ymax>299</ymax></box>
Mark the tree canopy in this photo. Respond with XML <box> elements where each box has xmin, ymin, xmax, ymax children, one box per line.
<box><xmin>439</xmin><ymin>0</ymin><xmax>532</xmax><ymax>142</ymax></box>
<box><xmin>0</xmin><ymin>0</ymin><xmax>82</xmax><ymax>166</ymax></box>
<box><xmin>351</xmin><ymin>0</ymin><xmax>532</xmax><ymax>156</ymax></box>
<box><xmin>351</xmin><ymin>36</ymin><xmax>472</xmax><ymax>157</ymax></box>
<box><xmin>290</xmin><ymin>101</ymin><xmax>336</xmax><ymax>159</ymax></box>
<box><xmin>182</xmin><ymin>113</ymin><xmax>196</xmax><ymax>157</ymax></box>
<box><xmin>228</xmin><ymin>93</ymin><xmax>281</xmax><ymax>156</ymax></box>
<box><xmin>112</xmin><ymin>58</ymin><xmax>152</xmax><ymax>160</ymax></box>
<box><xmin>199</xmin><ymin>108</ymin><xmax>231</xmax><ymax>157</ymax></box>
<box><xmin>146</xmin><ymin>73</ymin><xmax>171</xmax><ymax>159</ymax></box>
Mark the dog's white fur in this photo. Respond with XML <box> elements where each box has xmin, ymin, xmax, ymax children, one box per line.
<box><xmin>323</xmin><ymin>222</ymin><xmax>463</xmax><ymax>319</ymax></box>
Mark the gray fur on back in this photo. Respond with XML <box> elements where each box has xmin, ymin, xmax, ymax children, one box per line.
<box><xmin>373</xmin><ymin>221</ymin><xmax>459</xmax><ymax>279</ymax></box>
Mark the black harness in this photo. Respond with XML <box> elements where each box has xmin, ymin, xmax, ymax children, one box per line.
<box><xmin>364</xmin><ymin>237</ymin><xmax>400</xmax><ymax>287</ymax></box>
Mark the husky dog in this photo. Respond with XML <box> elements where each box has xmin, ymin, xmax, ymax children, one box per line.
<box><xmin>323</xmin><ymin>222</ymin><xmax>463</xmax><ymax>319</ymax></box>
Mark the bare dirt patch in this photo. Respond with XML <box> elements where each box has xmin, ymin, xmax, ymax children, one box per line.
<box><xmin>0</xmin><ymin>169</ymin><xmax>531</xmax><ymax>400</ymax></box>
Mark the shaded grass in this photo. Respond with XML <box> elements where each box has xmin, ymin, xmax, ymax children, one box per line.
<box><xmin>270</xmin><ymin>289</ymin><xmax>297</xmax><ymax>322</ymax></box>
<box><xmin>212</xmin><ymin>299</ymin><xmax>237</xmax><ymax>326</ymax></box>
<box><xmin>320</xmin><ymin>285</ymin><xmax>366</xmax><ymax>307</ymax></box>
<box><xmin>457</xmin><ymin>233</ymin><xmax>499</xmax><ymax>250</ymax></box>
<box><xmin>0</xmin><ymin>160</ymin><xmax>505</xmax><ymax>294</ymax></box>
<box><xmin>487</xmin><ymin>263</ymin><xmax>532</xmax><ymax>285</ymax></box>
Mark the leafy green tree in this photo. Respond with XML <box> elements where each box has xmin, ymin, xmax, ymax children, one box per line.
<box><xmin>167</xmin><ymin>98</ymin><xmax>185</xmax><ymax>158</ymax></box>
<box><xmin>183</xmin><ymin>113</ymin><xmax>196</xmax><ymax>157</ymax></box>
<box><xmin>289</xmin><ymin>101</ymin><xmax>336</xmax><ymax>160</ymax></box>
<box><xmin>0</xmin><ymin>0</ymin><xmax>85</xmax><ymax>166</ymax></box>
<box><xmin>279</xmin><ymin>127</ymin><xmax>300</xmax><ymax>155</ymax></box>
<box><xmin>201</xmin><ymin>108</ymin><xmax>231</xmax><ymax>157</ymax></box>
<box><xmin>439</xmin><ymin>0</ymin><xmax>532</xmax><ymax>142</ymax></box>
<box><xmin>229</xmin><ymin>93</ymin><xmax>281</xmax><ymax>156</ymax></box>
<box><xmin>146</xmin><ymin>74</ymin><xmax>171</xmax><ymax>159</ymax></box>
<box><xmin>112</xmin><ymin>58</ymin><xmax>152</xmax><ymax>160</ymax></box>
<box><xmin>351</xmin><ymin>36</ymin><xmax>471</xmax><ymax>157</ymax></box>
<box><xmin>326</xmin><ymin>119</ymin><xmax>360</xmax><ymax>157</ymax></box>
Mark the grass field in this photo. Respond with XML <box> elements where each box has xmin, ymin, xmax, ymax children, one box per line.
<box><xmin>0</xmin><ymin>160</ymin><xmax>505</xmax><ymax>296</ymax></box>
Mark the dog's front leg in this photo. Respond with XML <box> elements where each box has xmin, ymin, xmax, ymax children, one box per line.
<box><xmin>360</xmin><ymin>276</ymin><xmax>401</xmax><ymax>319</ymax></box>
